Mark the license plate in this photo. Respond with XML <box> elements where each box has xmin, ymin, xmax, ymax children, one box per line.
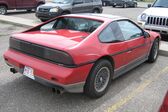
<box><xmin>23</xmin><ymin>66</ymin><xmax>35</xmax><ymax>80</ymax></box>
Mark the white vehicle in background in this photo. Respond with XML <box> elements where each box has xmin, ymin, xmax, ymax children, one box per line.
<box><xmin>137</xmin><ymin>0</ymin><xmax>168</xmax><ymax>36</ymax></box>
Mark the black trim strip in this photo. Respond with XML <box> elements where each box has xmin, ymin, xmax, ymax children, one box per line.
<box><xmin>10</xmin><ymin>48</ymin><xmax>95</xmax><ymax>68</ymax></box>
<box><xmin>113</xmin><ymin>54</ymin><xmax>148</xmax><ymax>79</ymax></box>
<box><xmin>110</xmin><ymin>42</ymin><xmax>151</xmax><ymax>57</ymax></box>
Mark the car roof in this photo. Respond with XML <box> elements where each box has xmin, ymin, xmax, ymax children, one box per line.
<box><xmin>63</xmin><ymin>13</ymin><xmax>128</xmax><ymax>22</ymax></box>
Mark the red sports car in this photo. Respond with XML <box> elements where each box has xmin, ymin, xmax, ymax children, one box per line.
<box><xmin>4</xmin><ymin>14</ymin><xmax>160</xmax><ymax>98</ymax></box>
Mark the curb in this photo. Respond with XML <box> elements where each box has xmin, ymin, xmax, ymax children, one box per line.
<box><xmin>0</xmin><ymin>15</ymin><xmax>39</xmax><ymax>27</ymax></box>
<box><xmin>159</xmin><ymin>41</ymin><xmax>168</xmax><ymax>57</ymax></box>
<box><xmin>0</xmin><ymin>18</ymin><xmax>31</xmax><ymax>28</ymax></box>
<box><xmin>159</xmin><ymin>50</ymin><xmax>168</xmax><ymax>57</ymax></box>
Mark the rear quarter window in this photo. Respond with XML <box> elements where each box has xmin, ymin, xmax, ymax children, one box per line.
<box><xmin>99</xmin><ymin>21</ymin><xmax>124</xmax><ymax>43</ymax></box>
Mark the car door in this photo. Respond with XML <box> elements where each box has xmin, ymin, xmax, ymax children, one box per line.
<box><xmin>83</xmin><ymin>0</ymin><xmax>93</xmax><ymax>13</ymax></box>
<box><xmin>118</xmin><ymin>0</ymin><xmax>124</xmax><ymax>5</ymax></box>
<box><xmin>15</xmin><ymin>0</ymin><xmax>23</xmax><ymax>8</ymax></box>
<box><xmin>117</xmin><ymin>20</ymin><xmax>151</xmax><ymax>65</ymax></box>
<box><xmin>6</xmin><ymin>0</ymin><xmax>16</xmax><ymax>9</ymax></box>
<box><xmin>127</xmin><ymin>0</ymin><xmax>134</xmax><ymax>6</ymax></box>
<box><xmin>72</xmin><ymin>0</ymin><xmax>86</xmax><ymax>13</ymax></box>
<box><xmin>22</xmin><ymin>0</ymin><xmax>36</xmax><ymax>8</ymax></box>
<box><xmin>99</xmin><ymin>21</ymin><xmax>132</xmax><ymax>78</ymax></box>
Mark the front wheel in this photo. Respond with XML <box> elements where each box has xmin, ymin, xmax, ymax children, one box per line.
<box><xmin>147</xmin><ymin>38</ymin><xmax>159</xmax><ymax>63</ymax></box>
<box><xmin>84</xmin><ymin>59</ymin><xmax>113</xmax><ymax>98</ymax></box>
<box><xmin>92</xmin><ymin>9</ymin><xmax>100</xmax><ymax>13</ymax></box>
<box><xmin>40</xmin><ymin>19</ymin><xmax>47</xmax><ymax>22</ymax></box>
<box><xmin>0</xmin><ymin>6</ymin><xmax>7</xmax><ymax>15</ymax></box>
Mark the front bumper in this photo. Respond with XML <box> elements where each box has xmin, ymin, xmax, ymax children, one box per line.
<box><xmin>36</xmin><ymin>11</ymin><xmax>61</xmax><ymax>20</ymax></box>
<box><xmin>4</xmin><ymin>49</ymin><xmax>94</xmax><ymax>93</ymax></box>
<box><xmin>144</xmin><ymin>25</ymin><xmax>168</xmax><ymax>35</ymax></box>
<box><xmin>138</xmin><ymin>21</ymin><xmax>168</xmax><ymax>35</ymax></box>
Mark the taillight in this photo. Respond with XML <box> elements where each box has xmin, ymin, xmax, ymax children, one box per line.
<box><xmin>10</xmin><ymin>37</ymin><xmax>75</xmax><ymax>67</ymax></box>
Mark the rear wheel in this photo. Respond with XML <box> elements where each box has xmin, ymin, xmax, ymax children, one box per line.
<box><xmin>0</xmin><ymin>5</ymin><xmax>7</xmax><ymax>15</ymax></box>
<box><xmin>40</xmin><ymin>19</ymin><xmax>47</xmax><ymax>22</ymax></box>
<box><xmin>84</xmin><ymin>59</ymin><xmax>113</xmax><ymax>98</ymax></box>
<box><xmin>147</xmin><ymin>38</ymin><xmax>159</xmax><ymax>63</ymax></box>
<box><xmin>92</xmin><ymin>9</ymin><xmax>100</xmax><ymax>13</ymax></box>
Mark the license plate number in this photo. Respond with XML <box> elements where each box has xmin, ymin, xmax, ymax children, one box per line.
<box><xmin>23</xmin><ymin>66</ymin><xmax>35</xmax><ymax>80</ymax></box>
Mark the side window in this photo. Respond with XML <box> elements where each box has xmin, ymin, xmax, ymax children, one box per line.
<box><xmin>118</xmin><ymin>20</ymin><xmax>143</xmax><ymax>40</ymax></box>
<box><xmin>73</xmin><ymin>0</ymin><xmax>83</xmax><ymax>3</ymax></box>
<box><xmin>85</xmin><ymin>0</ymin><xmax>92</xmax><ymax>3</ymax></box>
<box><xmin>99</xmin><ymin>22</ymin><xmax>124</xmax><ymax>43</ymax></box>
<box><xmin>93</xmin><ymin>0</ymin><xmax>100</xmax><ymax>2</ymax></box>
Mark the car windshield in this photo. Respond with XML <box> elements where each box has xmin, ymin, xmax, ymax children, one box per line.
<box><xmin>48</xmin><ymin>0</ymin><xmax>72</xmax><ymax>4</ymax></box>
<box><xmin>153</xmin><ymin>0</ymin><xmax>168</xmax><ymax>8</ymax></box>
<box><xmin>40</xmin><ymin>17</ymin><xmax>103</xmax><ymax>33</ymax></box>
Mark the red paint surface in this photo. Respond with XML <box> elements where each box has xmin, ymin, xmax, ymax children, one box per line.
<box><xmin>160</xmin><ymin>92</ymin><xmax>168</xmax><ymax>112</ymax></box>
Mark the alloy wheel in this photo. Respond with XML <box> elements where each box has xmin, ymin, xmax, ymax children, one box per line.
<box><xmin>0</xmin><ymin>7</ymin><xmax>6</xmax><ymax>15</ymax></box>
<box><xmin>94</xmin><ymin>67</ymin><xmax>110</xmax><ymax>93</ymax></box>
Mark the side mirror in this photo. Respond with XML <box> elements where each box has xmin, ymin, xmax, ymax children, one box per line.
<box><xmin>72</xmin><ymin>1</ymin><xmax>83</xmax><ymax>5</ymax></box>
<box><xmin>148</xmin><ymin>4</ymin><xmax>151</xmax><ymax>8</ymax></box>
<box><xmin>144</xmin><ymin>31</ymin><xmax>150</xmax><ymax>38</ymax></box>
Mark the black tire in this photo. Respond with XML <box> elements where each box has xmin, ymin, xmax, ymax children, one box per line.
<box><xmin>92</xmin><ymin>9</ymin><xmax>100</xmax><ymax>13</ymax></box>
<box><xmin>147</xmin><ymin>38</ymin><xmax>159</xmax><ymax>63</ymax></box>
<box><xmin>112</xmin><ymin>5</ymin><xmax>116</xmax><ymax>7</ymax></box>
<box><xmin>84</xmin><ymin>59</ymin><xmax>113</xmax><ymax>98</ymax></box>
<box><xmin>40</xmin><ymin>19</ymin><xmax>47</xmax><ymax>22</ymax></box>
<box><xmin>0</xmin><ymin>5</ymin><xmax>7</xmax><ymax>15</ymax></box>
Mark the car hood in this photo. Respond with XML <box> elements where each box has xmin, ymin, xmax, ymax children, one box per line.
<box><xmin>39</xmin><ymin>2</ymin><xmax>70</xmax><ymax>8</ymax></box>
<box><xmin>142</xmin><ymin>7</ymin><xmax>168</xmax><ymax>17</ymax></box>
<box><xmin>12</xmin><ymin>30</ymin><xmax>90</xmax><ymax>50</ymax></box>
